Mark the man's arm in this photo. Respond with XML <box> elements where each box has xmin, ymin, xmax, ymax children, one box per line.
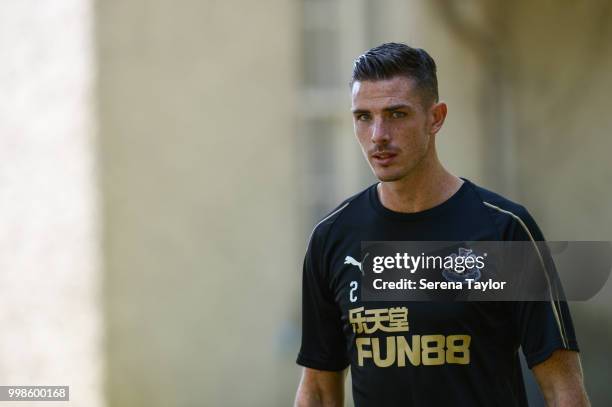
<box><xmin>294</xmin><ymin>367</ymin><xmax>347</xmax><ymax>407</ymax></box>
<box><xmin>532</xmin><ymin>349</ymin><xmax>589</xmax><ymax>407</ymax></box>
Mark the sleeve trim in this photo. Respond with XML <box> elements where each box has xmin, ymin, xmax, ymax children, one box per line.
<box><xmin>483</xmin><ymin>200</ymin><xmax>570</xmax><ymax>349</ymax></box>
<box><xmin>525</xmin><ymin>339</ymin><xmax>580</xmax><ymax>369</ymax></box>
<box><xmin>296</xmin><ymin>353</ymin><xmax>350</xmax><ymax>372</ymax></box>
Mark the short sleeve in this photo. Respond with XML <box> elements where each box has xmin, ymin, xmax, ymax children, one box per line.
<box><xmin>512</xmin><ymin>301</ymin><xmax>579</xmax><ymax>368</ymax></box>
<box><xmin>509</xmin><ymin>207</ymin><xmax>580</xmax><ymax>368</ymax></box>
<box><xmin>296</xmin><ymin>228</ymin><xmax>350</xmax><ymax>371</ymax></box>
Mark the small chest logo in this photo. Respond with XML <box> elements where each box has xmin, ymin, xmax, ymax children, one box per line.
<box><xmin>344</xmin><ymin>253</ymin><xmax>368</xmax><ymax>276</ymax></box>
<box><xmin>442</xmin><ymin>247</ymin><xmax>483</xmax><ymax>283</ymax></box>
<box><xmin>344</xmin><ymin>256</ymin><xmax>362</xmax><ymax>270</ymax></box>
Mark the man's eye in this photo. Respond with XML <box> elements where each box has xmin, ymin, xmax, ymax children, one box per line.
<box><xmin>391</xmin><ymin>111</ymin><xmax>406</xmax><ymax>119</ymax></box>
<box><xmin>357</xmin><ymin>114</ymin><xmax>371</xmax><ymax>121</ymax></box>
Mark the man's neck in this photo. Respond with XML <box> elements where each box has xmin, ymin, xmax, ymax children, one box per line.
<box><xmin>377</xmin><ymin>165</ymin><xmax>464</xmax><ymax>214</ymax></box>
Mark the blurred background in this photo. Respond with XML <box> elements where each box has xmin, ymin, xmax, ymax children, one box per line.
<box><xmin>1</xmin><ymin>0</ymin><xmax>611</xmax><ymax>406</ymax></box>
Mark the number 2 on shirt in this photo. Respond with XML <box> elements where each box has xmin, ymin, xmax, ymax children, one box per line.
<box><xmin>349</xmin><ymin>281</ymin><xmax>358</xmax><ymax>302</ymax></box>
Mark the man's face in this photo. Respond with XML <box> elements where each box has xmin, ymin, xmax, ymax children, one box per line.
<box><xmin>351</xmin><ymin>76</ymin><xmax>441</xmax><ymax>183</ymax></box>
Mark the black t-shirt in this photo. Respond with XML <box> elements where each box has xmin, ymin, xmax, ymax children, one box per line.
<box><xmin>296</xmin><ymin>179</ymin><xmax>579</xmax><ymax>407</ymax></box>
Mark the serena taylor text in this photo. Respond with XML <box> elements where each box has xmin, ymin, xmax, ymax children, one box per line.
<box><xmin>373</xmin><ymin>278</ymin><xmax>507</xmax><ymax>292</ymax></box>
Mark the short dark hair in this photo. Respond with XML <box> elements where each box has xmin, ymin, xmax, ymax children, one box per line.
<box><xmin>351</xmin><ymin>42</ymin><xmax>439</xmax><ymax>106</ymax></box>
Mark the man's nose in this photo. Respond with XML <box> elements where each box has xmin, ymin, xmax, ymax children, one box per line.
<box><xmin>371</xmin><ymin>118</ymin><xmax>390</xmax><ymax>145</ymax></box>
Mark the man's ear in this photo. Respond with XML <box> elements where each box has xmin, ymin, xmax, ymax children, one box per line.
<box><xmin>429</xmin><ymin>101</ymin><xmax>447</xmax><ymax>135</ymax></box>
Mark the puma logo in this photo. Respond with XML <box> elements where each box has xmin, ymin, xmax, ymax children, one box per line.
<box><xmin>344</xmin><ymin>253</ymin><xmax>368</xmax><ymax>275</ymax></box>
<box><xmin>344</xmin><ymin>256</ymin><xmax>362</xmax><ymax>270</ymax></box>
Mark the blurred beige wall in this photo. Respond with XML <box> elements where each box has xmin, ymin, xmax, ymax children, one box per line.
<box><xmin>0</xmin><ymin>0</ymin><xmax>102</xmax><ymax>406</ymax></box>
<box><xmin>509</xmin><ymin>2</ymin><xmax>612</xmax><ymax>241</ymax></box>
<box><xmin>98</xmin><ymin>1</ymin><xmax>301</xmax><ymax>406</ymax></box>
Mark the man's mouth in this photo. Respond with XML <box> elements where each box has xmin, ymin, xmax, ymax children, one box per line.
<box><xmin>371</xmin><ymin>151</ymin><xmax>398</xmax><ymax>166</ymax></box>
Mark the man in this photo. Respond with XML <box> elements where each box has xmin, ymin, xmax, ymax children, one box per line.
<box><xmin>294</xmin><ymin>43</ymin><xmax>589</xmax><ymax>406</ymax></box>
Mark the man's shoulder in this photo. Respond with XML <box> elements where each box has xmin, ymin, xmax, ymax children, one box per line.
<box><xmin>308</xmin><ymin>184</ymin><xmax>373</xmax><ymax>243</ymax></box>
<box><xmin>464</xmin><ymin>179</ymin><xmax>542</xmax><ymax>240</ymax></box>
<box><xmin>464</xmin><ymin>179</ymin><xmax>530</xmax><ymax>219</ymax></box>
